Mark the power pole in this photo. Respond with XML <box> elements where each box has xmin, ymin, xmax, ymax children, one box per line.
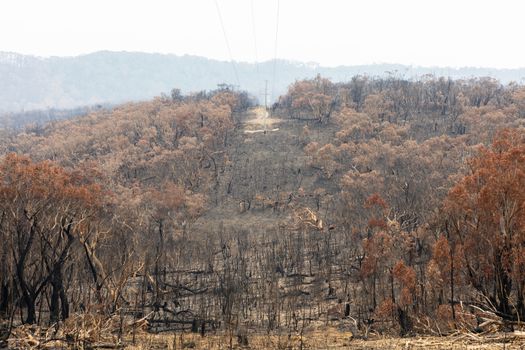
<box><xmin>264</xmin><ymin>80</ymin><xmax>269</xmax><ymax>109</ymax></box>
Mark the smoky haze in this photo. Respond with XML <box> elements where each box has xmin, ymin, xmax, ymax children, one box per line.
<box><xmin>1</xmin><ymin>1</ymin><xmax>525</xmax><ymax>115</ymax></box>
<box><xmin>1</xmin><ymin>51</ymin><xmax>525</xmax><ymax>115</ymax></box>
<box><xmin>2</xmin><ymin>0</ymin><xmax>525</xmax><ymax>68</ymax></box>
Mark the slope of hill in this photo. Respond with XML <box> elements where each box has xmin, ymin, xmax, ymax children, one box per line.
<box><xmin>2</xmin><ymin>76</ymin><xmax>525</xmax><ymax>348</ymax></box>
<box><xmin>1</xmin><ymin>50</ymin><xmax>525</xmax><ymax>113</ymax></box>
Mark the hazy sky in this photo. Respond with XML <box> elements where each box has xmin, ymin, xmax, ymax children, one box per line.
<box><xmin>1</xmin><ymin>0</ymin><xmax>524</xmax><ymax>68</ymax></box>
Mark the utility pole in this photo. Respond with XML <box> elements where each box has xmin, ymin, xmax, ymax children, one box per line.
<box><xmin>264</xmin><ymin>80</ymin><xmax>269</xmax><ymax>109</ymax></box>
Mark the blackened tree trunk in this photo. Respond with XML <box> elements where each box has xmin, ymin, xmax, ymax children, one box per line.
<box><xmin>0</xmin><ymin>283</ymin><xmax>9</xmax><ymax>317</ymax></box>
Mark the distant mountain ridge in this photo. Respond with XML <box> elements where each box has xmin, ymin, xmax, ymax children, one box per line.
<box><xmin>1</xmin><ymin>50</ymin><xmax>525</xmax><ymax>113</ymax></box>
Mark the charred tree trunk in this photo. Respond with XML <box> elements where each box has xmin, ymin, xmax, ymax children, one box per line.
<box><xmin>0</xmin><ymin>283</ymin><xmax>9</xmax><ymax>317</ymax></box>
<box><xmin>494</xmin><ymin>249</ymin><xmax>512</xmax><ymax>318</ymax></box>
<box><xmin>49</xmin><ymin>269</ymin><xmax>69</xmax><ymax>323</ymax></box>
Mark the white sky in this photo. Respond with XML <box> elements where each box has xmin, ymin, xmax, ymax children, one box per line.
<box><xmin>1</xmin><ymin>0</ymin><xmax>524</xmax><ymax>68</ymax></box>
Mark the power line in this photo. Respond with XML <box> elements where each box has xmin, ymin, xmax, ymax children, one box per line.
<box><xmin>271</xmin><ymin>0</ymin><xmax>280</xmax><ymax>105</ymax></box>
<box><xmin>213</xmin><ymin>0</ymin><xmax>240</xmax><ymax>87</ymax></box>
<box><xmin>250</xmin><ymin>0</ymin><xmax>259</xmax><ymax>77</ymax></box>
<box><xmin>251</xmin><ymin>0</ymin><xmax>265</xmax><ymax>106</ymax></box>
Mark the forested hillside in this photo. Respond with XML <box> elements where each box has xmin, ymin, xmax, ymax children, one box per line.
<box><xmin>2</xmin><ymin>50</ymin><xmax>525</xmax><ymax>114</ymax></box>
<box><xmin>2</xmin><ymin>76</ymin><xmax>525</xmax><ymax>348</ymax></box>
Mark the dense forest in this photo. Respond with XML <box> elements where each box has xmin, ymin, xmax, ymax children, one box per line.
<box><xmin>2</xmin><ymin>75</ymin><xmax>525</xmax><ymax>348</ymax></box>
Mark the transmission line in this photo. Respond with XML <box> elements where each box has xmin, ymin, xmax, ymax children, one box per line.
<box><xmin>250</xmin><ymin>0</ymin><xmax>259</xmax><ymax>76</ymax></box>
<box><xmin>213</xmin><ymin>0</ymin><xmax>241</xmax><ymax>88</ymax></box>
<box><xmin>271</xmin><ymin>0</ymin><xmax>280</xmax><ymax>105</ymax></box>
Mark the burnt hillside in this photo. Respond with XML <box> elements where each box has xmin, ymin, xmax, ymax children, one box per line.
<box><xmin>2</xmin><ymin>76</ymin><xmax>525</xmax><ymax>347</ymax></box>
